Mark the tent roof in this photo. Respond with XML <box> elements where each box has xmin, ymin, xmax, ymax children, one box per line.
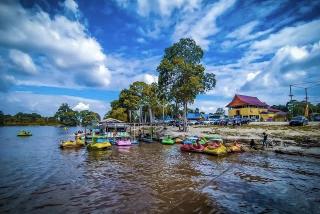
<box><xmin>100</xmin><ymin>118</ymin><xmax>125</xmax><ymax>123</ymax></box>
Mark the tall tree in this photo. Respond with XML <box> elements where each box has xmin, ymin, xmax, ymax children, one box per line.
<box><xmin>54</xmin><ymin>103</ymin><xmax>78</xmax><ymax>126</ymax></box>
<box><xmin>79</xmin><ymin>110</ymin><xmax>100</xmax><ymax>126</ymax></box>
<box><xmin>157</xmin><ymin>38</ymin><xmax>216</xmax><ymax>131</ymax></box>
<box><xmin>107</xmin><ymin>107</ymin><xmax>128</xmax><ymax>122</ymax></box>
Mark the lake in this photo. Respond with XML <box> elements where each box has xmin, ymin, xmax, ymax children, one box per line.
<box><xmin>0</xmin><ymin>126</ymin><xmax>319</xmax><ymax>213</ymax></box>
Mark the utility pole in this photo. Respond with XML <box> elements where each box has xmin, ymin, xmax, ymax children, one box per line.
<box><xmin>289</xmin><ymin>85</ymin><xmax>294</xmax><ymax>117</ymax></box>
<box><xmin>305</xmin><ymin>88</ymin><xmax>308</xmax><ymax>104</ymax></box>
<box><xmin>305</xmin><ymin>88</ymin><xmax>309</xmax><ymax>118</ymax></box>
<box><xmin>289</xmin><ymin>85</ymin><xmax>293</xmax><ymax>102</ymax></box>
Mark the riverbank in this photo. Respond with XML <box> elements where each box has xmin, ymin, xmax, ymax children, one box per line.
<box><xmin>162</xmin><ymin>123</ymin><xmax>320</xmax><ymax>158</ymax></box>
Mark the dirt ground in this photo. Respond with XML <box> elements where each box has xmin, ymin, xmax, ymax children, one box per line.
<box><xmin>162</xmin><ymin>122</ymin><xmax>320</xmax><ymax>158</ymax></box>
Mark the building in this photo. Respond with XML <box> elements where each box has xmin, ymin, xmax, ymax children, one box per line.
<box><xmin>187</xmin><ymin>112</ymin><xmax>203</xmax><ymax>121</ymax></box>
<box><xmin>99</xmin><ymin>118</ymin><xmax>128</xmax><ymax>132</ymax></box>
<box><xmin>226</xmin><ymin>94</ymin><xmax>286</xmax><ymax>121</ymax></box>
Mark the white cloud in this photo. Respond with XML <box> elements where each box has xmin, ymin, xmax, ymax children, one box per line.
<box><xmin>246</xmin><ymin>71</ymin><xmax>261</xmax><ymax>81</ymax></box>
<box><xmin>136</xmin><ymin>37</ymin><xmax>146</xmax><ymax>43</ymax></box>
<box><xmin>250</xmin><ymin>19</ymin><xmax>320</xmax><ymax>56</ymax></box>
<box><xmin>173</xmin><ymin>0</ymin><xmax>236</xmax><ymax>49</ymax></box>
<box><xmin>227</xmin><ymin>21</ymin><xmax>259</xmax><ymax>39</ymax></box>
<box><xmin>105</xmin><ymin>54</ymin><xmax>160</xmax><ymax>89</ymax></box>
<box><xmin>63</xmin><ymin>0</ymin><xmax>79</xmax><ymax>14</ymax></box>
<box><xmin>242</xmin><ymin>42</ymin><xmax>320</xmax><ymax>91</ymax></box>
<box><xmin>73</xmin><ymin>102</ymin><xmax>90</xmax><ymax>111</ymax></box>
<box><xmin>0</xmin><ymin>1</ymin><xmax>111</xmax><ymax>89</ymax></box>
<box><xmin>134</xmin><ymin>73</ymin><xmax>158</xmax><ymax>84</ymax></box>
<box><xmin>137</xmin><ymin>0</ymin><xmax>150</xmax><ymax>16</ymax></box>
<box><xmin>9</xmin><ymin>49</ymin><xmax>37</xmax><ymax>74</ymax></box>
<box><xmin>221</xmin><ymin>21</ymin><xmax>273</xmax><ymax>49</ymax></box>
<box><xmin>0</xmin><ymin>91</ymin><xmax>109</xmax><ymax>117</ymax></box>
<box><xmin>114</xmin><ymin>0</ymin><xmax>130</xmax><ymax>8</ymax></box>
<box><xmin>137</xmin><ymin>0</ymin><xmax>201</xmax><ymax>17</ymax></box>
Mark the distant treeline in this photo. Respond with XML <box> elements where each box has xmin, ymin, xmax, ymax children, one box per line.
<box><xmin>0</xmin><ymin>111</ymin><xmax>60</xmax><ymax>126</ymax></box>
<box><xmin>271</xmin><ymin>101</ymin><xmax>320</xmax><ymax>117</ymax></box>
<box><xmin>0</xmin><ymin>103</ymin><xmax>101</xmax><ymax>126</ymax></box>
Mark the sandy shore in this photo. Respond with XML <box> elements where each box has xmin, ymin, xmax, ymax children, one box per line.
<box><xmin>161</xmin><ymin>122</ymin><xmax>320</xmax><ymax>158</ymax></box>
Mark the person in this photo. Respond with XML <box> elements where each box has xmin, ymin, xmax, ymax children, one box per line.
<box><xmin>262</xmin><ymin>132</ymin><xmax>268</xmax><ymax>148</ymax></box>
<box><xmin>250</xmin><ymin>139</ymin><xmax>256</xmax><ymax>149</ymax></box>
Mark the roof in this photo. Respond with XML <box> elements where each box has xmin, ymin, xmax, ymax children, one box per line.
<box><xmin>187</xmin><ymin>113</ymin><xmax>202</xmax><ymax>119</ymax></box>
<box><xmin>267</xmin><ymin>107</ymin><xmax>281</xmax><ymax>113</ymax></box>
<box><xmin>226</xmin><ymin>94</ymin><xmax>268</xmax><ymax>107</ymax></box>
<box><xmin>100</xmin><ymin>118</ymin><xmax>125</xmax><ymax>123</ymax></box>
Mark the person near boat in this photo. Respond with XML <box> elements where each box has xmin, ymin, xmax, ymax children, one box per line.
<box><xmin>262</xmin><ymin>132</ymin><xmax>268</xmax><ymax>148</ymax></box>
<box><xmin>17</xmin><ymin>130</ymin><xmax>32</xmax><ymax>136</ymax></box>
<box><xmin>250</xmin><ymin>139</ymin><xmax>256</xmax><ymax>149</ymax></box>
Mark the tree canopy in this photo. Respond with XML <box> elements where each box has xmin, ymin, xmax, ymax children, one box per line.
<box><xmin>157</xmin><ymin>38</ymin><xmax>216</xmax><ymax>130</ymax></box>
<box><xmin>106</xmin><ymin>81</ymin><xmax>173</xmax><ymax>122</ymax></box>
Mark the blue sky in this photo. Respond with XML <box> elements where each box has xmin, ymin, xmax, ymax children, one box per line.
<box><xmin>0</xmin><ymin>0</ymin><xmax>320</xmax><ymax>116</ymax></box>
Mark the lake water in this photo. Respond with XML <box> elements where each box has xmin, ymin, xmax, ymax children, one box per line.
<box><xmin>0</xmin><ymin>126</ymin><xmax>319</xmax><ymax>213</ymax></box>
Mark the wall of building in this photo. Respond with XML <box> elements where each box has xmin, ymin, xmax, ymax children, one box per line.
<box><xmin>228</xmin><ymin>107</ymin><xmax>268</xmax><ymax>118</ymax></box>
<box><xmin>260</xmin><ymin>113</ymin><xmax>275</xmax><ymax>121</ymax></box>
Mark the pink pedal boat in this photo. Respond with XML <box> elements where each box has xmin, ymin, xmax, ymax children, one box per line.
<box><xmin>116</xmin><ymin>139</ymin><xmax>132</xmax><ymax>146</ymax></box>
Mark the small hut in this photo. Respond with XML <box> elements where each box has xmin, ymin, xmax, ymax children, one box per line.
<box><xmin>99</xmin><ymin>118</ymin><xmax>129</xmax><ymax>133</ymax></box>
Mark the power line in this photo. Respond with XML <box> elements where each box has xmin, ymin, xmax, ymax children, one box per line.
<box><xmin>291</xmin><ymin>80</ymin><xmax>320</xmax><ymax>86</ymax></box>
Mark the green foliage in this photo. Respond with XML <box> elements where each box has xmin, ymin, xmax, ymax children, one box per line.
<box><xmin>286</xmin><ymin>100</ymin><xmax>320</xmax><ymax>119</ymax></box>
<box><xmin>215</xmin><ymin>108</ymin><xmax>225</xmax><ymax>115</ymax></box>
<box><xmin>0</xmin><ymin>104</ymin><xmax>101</xmax><ymax>126</ymax></box>
<box><xmin>157</xmin><ymin>38</ymin><xmax>216</xmax><ymax>130</ymax></box>
<box><xmin>157</xmin><ymin>38</ymin><xmax>216</xmax><ymax>104</ymax></box>
<box><xmin>54</xmin><ymin>103</ymin><xmax>78</xmax><ymax>126</ymax></box>
<box><xmin>79</xmin><ymin>110</ymin><xmax>100</xmax><ymax>126</ymax></box>
<box><xmin>0</xmin><ymin>111</ymin><xmax>60</xmax><ymax>126</ymax></box>
<box><xmin>106</xmin><ymin>107</ymin><xmax>128</xmax><ymax>122</ymax></box>
<box><xmin>106</xmin><ymin>81</ymin><xmax>162</xmax><ymax>122</ymax></box>
<box><xmin>271</xmin><ymin>104</ymin><xmax>288</xmax><ymax>112</ymax></box>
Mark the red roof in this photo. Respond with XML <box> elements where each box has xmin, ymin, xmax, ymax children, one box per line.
<box><xmin>267</xmin><ymin>107</ymin><xmax>281</xmax><ymax>113</ymax></box>
<box><xmin>226</xmin><ymin>94</ymin><xmax>268</xmax><ymax>107</ymax></box>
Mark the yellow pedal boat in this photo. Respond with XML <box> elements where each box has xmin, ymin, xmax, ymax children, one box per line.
<box><xmin>203</xmin><ymin>143</ymin><xmax>227</xmax><ymax>156</ymax></box>
<box><xmin>60</xmin><ymin>139</ymin><xmax>84</xmax><ymax>149</ymax></box>
<box><xmin>87</xmin><ymin>142</ymin><xmax>112</xmax><ymax>150</ymax></box>
<box><xmin>17</xmin><ymin>130</ymin><xmax>32</xmax><ymax>137</ymax></box>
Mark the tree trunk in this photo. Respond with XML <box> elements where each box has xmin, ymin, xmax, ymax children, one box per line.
<box><xmin>148</xmin><ymin>106</ymin><xmax>153</xmax><ymax>123</ymax></box>
<box><xmin>183</xmin><ymin>102</ymin><xmax>188</xmax><ymax>132</ymax></box>
<box><xmin>162</xmin><ymin>105</ymin><xmax>164</xmax><ymax>122</ymax></box>
<box><xmin>84</xmin><ymin>126</ymin><xmax>87</xmax><ymax>145</ymax></box>
<box><xmin>144</xmin><ymin>112</ymin><xmax>147</xmax><ymax>123</ymax></box>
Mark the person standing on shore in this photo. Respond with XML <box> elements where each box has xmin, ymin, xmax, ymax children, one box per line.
<box><xmin>250</xmin><ymin>139</ymin><xmax>256</xmax><ymax>149</ymax></box>
<box><xmin>262</xmin><ymin>132</ymin><xmax>268</xmax><ymax>148</ymax></box>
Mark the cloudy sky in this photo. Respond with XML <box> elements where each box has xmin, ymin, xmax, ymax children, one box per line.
<box><xmin>0</xmin><ymin>0</ymin><xmax>320</xmax><ymax>116</ymax></box>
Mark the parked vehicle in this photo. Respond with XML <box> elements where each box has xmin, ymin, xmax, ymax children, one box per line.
<box><xmin>241</xmin><ymin>118</ymin><xmax>250</xmax><ymax>124</ymax></box>
<box><xmin>188</xmin><ymin>120</ymin><xmax>199</xmax><ymax>125</ymax></box>
<box><xmin>203</xmin><ymin>120</ymin><xmax>213</xmax><ymax>125</ymax></box>
<box><xmin>289</xmin><ymin>116</ymin><xmax>308</xmax><ymax>126</ymax></box>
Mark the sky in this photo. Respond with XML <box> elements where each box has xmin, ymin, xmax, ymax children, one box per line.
<box><xmin>0</xmin><ymin>0</ymin><xmax>320</xmax><ymax>117</ymax></box>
